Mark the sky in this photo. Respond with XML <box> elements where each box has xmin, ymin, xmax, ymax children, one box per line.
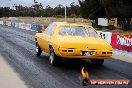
<box><xmin>0</xmin><ymin>0</ymin><xmax>79</xmax><ymax>8</ymax></box>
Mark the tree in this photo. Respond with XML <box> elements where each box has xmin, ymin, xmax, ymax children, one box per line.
<box><xmin>99</xmin><ymin>0</ymin><xmax>132</xmax><ymax>30</ymax></box>
<box><xmin>78</xmin><ymin>0</ymin><xmax>106</xmax><ymax>19</ymax></box>
<box><xmin>0</xmin><ymin>2</ymin><xmax>81</xmax><ymax>18</ymax></box>
<box><xmin>44</xmin><ymin>5</ymin><xmax>54</xmax><ymax>17</ymax></box>
<box><xmin>70</xmin><ymin>2</ymin><xmax>80</xmax><ymax>17</ymax></box>
<box><xmin>79</xmin><ymin>0</ymin><xmax>132</xmax><ymax>30</ymax></box>
<box><xmin>54</xmin><ymin>4</ymin><xmax>65</xmax><ymax>17</ymax></box>
<box><xmin>0</xmin><ymin>7</ymin><xmax>11</xmax><ymax>17</ymax></box>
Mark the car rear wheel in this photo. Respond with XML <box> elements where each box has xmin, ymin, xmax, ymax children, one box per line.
<box><xmin>49</xmin><ymin>47</ymin><xmax>61</xmax><ymax>66</ymax></box>
<box><xmin>36</xmin><ymin>44</ymin><xmax>42</xmax><ymax>56</ymax></box>
<box><xmin>91</xmin><ymin>59</ymin><xmax>104</xmax><ymax>65</ymax></box>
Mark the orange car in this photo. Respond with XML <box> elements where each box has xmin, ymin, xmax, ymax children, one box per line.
<box><xmin>35</xmin><ymin>22</ymin><xmax>112</xmax><ymax>66</ymax></box>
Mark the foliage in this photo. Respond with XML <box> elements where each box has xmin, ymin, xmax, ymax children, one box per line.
<box><xmin>79</xmin><ymin>0</ymin><xmax>132</xmax><ymax>30</ymax></box>
<box><xmin>0</xmin><ymin>2</ymin><xmax>81</xmax><ymax>18</ymax></box>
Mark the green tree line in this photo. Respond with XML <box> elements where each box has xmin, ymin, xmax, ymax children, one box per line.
<box><xmin>1</xmin><ymin>0</ymin><xmax>132</xmax><ymax>30</ymax></box>
<box><xmin>0</xmin><ymin>2</ymin><xmax>80</xmax><ymax>18</ymax></box>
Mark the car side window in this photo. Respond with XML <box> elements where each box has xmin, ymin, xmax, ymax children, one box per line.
<box><xmin>44</xmin><ymin>24</ymin><xmax>52</xmax><ymax>34</ymax></box>
<box><xmin>45</xmin><ymin>24</ymin><xmax>56</xmax><ymax>36</ymax></box>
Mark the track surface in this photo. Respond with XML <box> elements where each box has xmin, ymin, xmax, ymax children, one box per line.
<box><xmin>0</xmin><ymin>26</ymin><xmax>132</xmax><ymax>88</ymax></box>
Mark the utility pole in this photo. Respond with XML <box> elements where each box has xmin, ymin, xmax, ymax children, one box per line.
<box><xmin>64</xmin><ymin>0</ymin><xmax>67</xmax><ymax>22</ymax></box>
<box><xmin>65</xmin><ymin>4</ymin><xmax>67</xmax><ymax>22</ymax></box>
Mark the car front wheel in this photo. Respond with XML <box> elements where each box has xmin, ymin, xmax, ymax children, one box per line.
<box><xmin>36</xmin><ymin>44</ymin><xmax>42</xmax><ymax>56</ymax></box>
<box><xmin>91</xmin><ymin>59</ymin><xmax>104</xmax><ymax>65</ymax></box>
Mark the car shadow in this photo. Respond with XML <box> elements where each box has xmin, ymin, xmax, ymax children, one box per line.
<box><xmin>35</xmin><ymin>53</ymin><xmax>105</xmax><ymax>73</ymax></box>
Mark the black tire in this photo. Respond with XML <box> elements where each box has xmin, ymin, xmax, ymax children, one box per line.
<box><xmin>36</xmin><ymin>44</ymin><xmax>42</xmax><ymax>56</ymax></box>
<box><xmin>49</xmin><ymin>47</ymin><xmax>61</xmax><ymax>66</ymax></box>
<box><xmin>91</xmin><ymin>59</ymin><xmax>104</xmax><ymax>65</ymax></box>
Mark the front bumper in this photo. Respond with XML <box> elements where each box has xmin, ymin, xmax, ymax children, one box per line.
<box><xmin>58</xmin><ymin>48</ymin><xmax>112</xmax><ymax>59</ymax></box>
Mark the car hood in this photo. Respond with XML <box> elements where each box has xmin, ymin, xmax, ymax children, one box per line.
<box><xmin>58</xmin><ymin>36</ymin><xmax>112</xmax><ymax>50</ymax></box>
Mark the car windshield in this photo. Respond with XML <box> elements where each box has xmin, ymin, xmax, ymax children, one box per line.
<box><xmin>59</xmin><ymin>26</ymin><xmax>98</xmax><ymax>37</ymax></box>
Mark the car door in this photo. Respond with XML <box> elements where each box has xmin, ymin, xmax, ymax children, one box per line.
<box><xmin>41</xmin><ymin>23</ymin><xmax>57</xmax><ymax>53</ymax></box>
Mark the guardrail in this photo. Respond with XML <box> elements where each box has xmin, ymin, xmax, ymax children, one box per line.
<box><xmin>0</xmin><ymin>21</ymin><xmax>40</xmax><ymax>32</ymax></box>
<box><xmin>97</xmin><ymin>31</ymin><xmax>132</xmax><ymax>52</ymax></box>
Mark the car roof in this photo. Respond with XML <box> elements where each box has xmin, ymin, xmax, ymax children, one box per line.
<box><xmin>53</xmin><ymin>22</ymin><xmax>92</xmax><ymax>27</ymax></box>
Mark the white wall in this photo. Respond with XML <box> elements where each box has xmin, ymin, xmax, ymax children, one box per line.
<box><xmin>0</xmin><ymin>21</ymin><xmax>4</xmax><ymax>25</ymax></box>
<box><xmin>97</xmin><ymin>31</ymin><xmax>112</xmax><ymax>44</ymax></box>
<box><xmin>98</xmin><ymin>18</ymin><xmax>108</xmax><ymax>26</ymax></box>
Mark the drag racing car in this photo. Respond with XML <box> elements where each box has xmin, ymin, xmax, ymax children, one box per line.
<box><xmin>35</xmin><ymin>22</ymin><xmax>112</xmax><ymax>66</ymax></box>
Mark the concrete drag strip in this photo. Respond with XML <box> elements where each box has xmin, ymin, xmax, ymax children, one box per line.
<box><xmin>113</xmin><ymin>49</ymin><xmax>132</xmax><ymax>58</ymax></box>
<box><xmin>113</xmin><ymin>49</ymin><xmax>132</xmax><ymax>63</ymax></box>
<box><xmin>113</xmin><ymin>54</ymin><xmax>132</xmax><ymax>63</ymax></box>
<box><xmin>0</xmin><ymin>54</ymin><xmax>28</xmax><ymax>88</ymax></box>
